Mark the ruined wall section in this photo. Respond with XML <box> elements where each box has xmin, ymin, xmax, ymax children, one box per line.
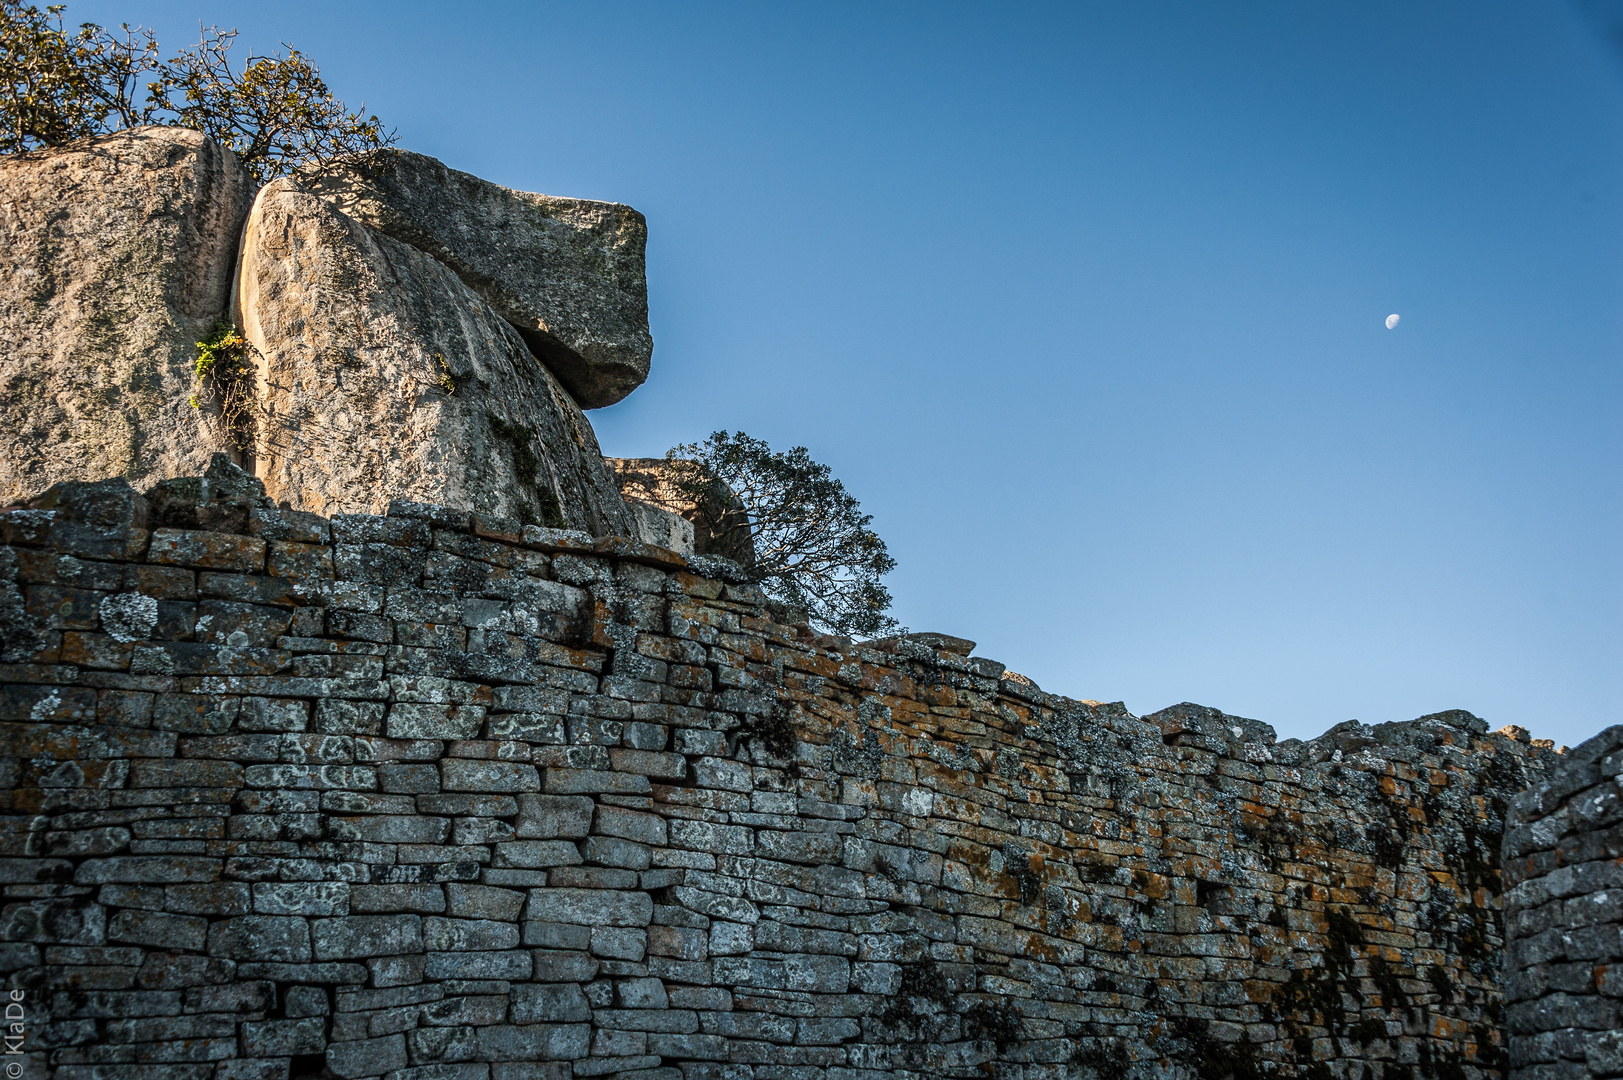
<box><xmin>1502</xmin><ymin>726</ymin><xmax>1623</xmax><ymax>1080</ymax></box>
<box><xmin>0</xmin><ymin>485</ymin><xmax>1559</xmax><ymax>1080</ymax></box>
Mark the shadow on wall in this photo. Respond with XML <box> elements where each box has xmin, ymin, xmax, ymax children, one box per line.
<box><xmin>1501</xmin><ymin>723</ymin><xmax>1623</xmax><ymax>1080</ymax></box>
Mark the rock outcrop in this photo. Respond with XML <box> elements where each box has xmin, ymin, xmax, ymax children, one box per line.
<box><xmin>0</xmin><ymin>127</ymin><xmax>251</xmax><ymax>504</ymax></box>
<box><xmin>0</xmin><ymin>132</ymin><xmax>653</xmax><ymax>534</ymax></box>
<box><xmin>236</xmin><ymin>179</ymin><xmax>635</xmax><ymax>537</ymax></box>
<box><xmin>307</xmin><ymin>150</ymin><xmax>653</xmax><ymax>408</ymax></box>
<box><xmin>9</xmin><ymin>124</ymin><xmax>1586</xmax><ymax>1080</ymax></box>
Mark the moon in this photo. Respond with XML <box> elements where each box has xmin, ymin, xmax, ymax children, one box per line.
<box><xmin>1385</xmin><ymin>313</ymin><xmax>1400</xmax><ymax>329</ymax></box>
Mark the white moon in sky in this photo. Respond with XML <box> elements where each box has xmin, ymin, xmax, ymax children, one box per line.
<box><xmin>1385</xmin><ymin>313</ymin><xmax>1401</xmax><ymax>329</ymax></box>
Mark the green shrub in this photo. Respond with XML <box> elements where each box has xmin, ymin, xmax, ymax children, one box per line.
<box><xmin>0</xmin><ymin>1</ymin><xmax>394</xmax><ymax>182</ymax></box>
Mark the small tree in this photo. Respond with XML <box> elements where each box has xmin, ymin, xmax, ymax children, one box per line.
<box><xmin>664</xmin><ymin>431</ymin><xmax>899</xmax><ymax>638</ymax></box>
<box><xmin>149</xmin><ymin>26</ymin><xmax>394</xmax><ymax>185</ymax></box>
<box><xmin>0</xmin><ymin>1</ymin><xmax>394</xmax><ymax>182</ymax></box>
<box><xmin>0</xmin><ymin>1</ymin><xmax>159</xmax><ymax>153</ymax></box>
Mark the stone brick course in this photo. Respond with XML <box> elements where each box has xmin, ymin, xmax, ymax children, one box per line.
<box><xmin>1502</xmin><ymin>725</ymin><xmax>1623</xmax><ymax>1080</ymax></box>
<box><xmin>0</xmin><ymin>482</ymin><xmax>1561</xmax><ymax>1079</ymax></box>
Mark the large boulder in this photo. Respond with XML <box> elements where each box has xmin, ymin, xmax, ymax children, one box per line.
<box><xmin>306</xmin><ymin>150</ymin><xmax>652</xmax><ymax>408</ymax></box>
<box><xmin>0</xmin><ymin>126</ymin><xmax>251</xmax><ymax>504</ymax></box>
<box><xmin>236</xmin><ymin>179</ymin><xmax>634</xmax><ymax>535</ymax></box>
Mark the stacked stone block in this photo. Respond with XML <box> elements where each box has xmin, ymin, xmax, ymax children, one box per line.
<box><xmin>0</xmin><ymin>479</ymin><xmax>1560</xmax><ymax>1079</ymax></box>
<box><xmin>1502</xmin><ymin>726</ymin><xmax>1623</xmax><ymax>1080</ymax></box>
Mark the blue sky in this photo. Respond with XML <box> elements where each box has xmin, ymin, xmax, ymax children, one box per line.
<box><xmin>80</xmin><ymin>1</ymin><xmax>1623</xmax><ymax>747</ymax></box>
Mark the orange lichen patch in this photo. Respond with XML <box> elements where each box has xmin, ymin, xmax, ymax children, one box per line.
<box><xmin>1130</xmin><ymin>870</ymin><xmax>1170</xmax><ymax>900</ymax></box>
<box><xmin>1429</xmin><ymin>1014</ymin><xmax>1472</xmax><ymax>1040</ymax></box>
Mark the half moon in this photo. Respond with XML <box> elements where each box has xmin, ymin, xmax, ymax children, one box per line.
<box><xmin>1385</xmin><ymin>313</ymin><xmax>1400</xmax><ymax>329</ymax></box>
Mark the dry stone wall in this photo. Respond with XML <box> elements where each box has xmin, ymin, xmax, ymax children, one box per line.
<box><xmin>0</xmin><ymin>481</ymin><xmax>1560</xmax><ymax>1080</ymax></box>
<box><xmin>1502</xmin><ymin>726</ymin><xmax>1623</xmax><ymax>1080</ymax></box>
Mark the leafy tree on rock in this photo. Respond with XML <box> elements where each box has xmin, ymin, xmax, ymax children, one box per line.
<box><xmin>147</xmin><ymin>26</ymin><xmax>394</xmax><ymax>185</ymax></box>
<box><xmin>663</xmin><ymin>431</ymin><xmax>899</xmax><ymax>638</ymax></box>
<box><xmin>0</xmin><ymin>1</ymin><xmax>159</xmax><ymax>152</ymax></box>
<box><xmin>0</xmin><ymin>1</ymin><xmax>393</xmax><ymax>182</ymax></box>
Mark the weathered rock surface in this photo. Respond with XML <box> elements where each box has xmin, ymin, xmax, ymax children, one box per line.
<box><xmin>625</xmin><ymin>500</ymin><xmax>696</xmax><ymax>554</ymax></box>
<box><xmin>0</xmin><ymin>126</ymin><xmax>250</xmax><ymax>504</ymax></box>
<box><xmin>866</xmin><ymin>630</ymin><xmax>977</xmax><ymax>655</ymax></box>
<box><xmin>236</xmin><ymin>178</ymin><xmax>635</xmax><ymax>535</ymax></box>
<box><xmin>307</xmin><ymin>150</ymin><xmax>652</xmax><ymax>408</ymax></box>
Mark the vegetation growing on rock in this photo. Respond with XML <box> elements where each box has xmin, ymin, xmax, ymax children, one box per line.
<box><xmin>0</xmin><ymin>0</ymin><xmax>157</xmax><ymax>152</ymax></box>
<box><xmin>189</xmin><ymin>318</ymin><xmax>254</xmax><ymax>449</ymax></box>
<box><xmin>0</xmin><ymin>0</ymin><xmax>394</xmax><ymax>182</ymax></box>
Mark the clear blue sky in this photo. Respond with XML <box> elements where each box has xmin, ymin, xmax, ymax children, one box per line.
<box><xmin>81</xmin><ymin>1</ymin><xmax>1623</xmax><ymax>748</ymax></box>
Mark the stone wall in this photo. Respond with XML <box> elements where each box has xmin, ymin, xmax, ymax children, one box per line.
<box><xmin>0</xmin><ymin>483</ymin><xmax>1561</xmax><ymax>1080</ymax></box>
<box><xmin>1502</xmin><ymin>726</ymin><xmax>1623</xmax><ymax>1080</ymax></box>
